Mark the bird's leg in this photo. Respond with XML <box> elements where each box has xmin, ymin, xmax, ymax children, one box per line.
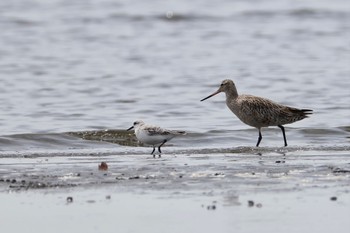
<box><xmin>278</xmin><ymin>125</ymin><xmax>288</xmax><ymax>147</ymax></box>
<box><xmin>256</xmin><ymin>129</ymin><xmax>262</xmax><ymax>147</ymax></box>
<box><xmin>158</xmin><ymin>140</ymin><xmax>167</xmax><ymax>155</ymax></box>
<box><xmin>151</xmin><ymin>146</ymin><xmax>156</xmax><ymax>158</ymax></box>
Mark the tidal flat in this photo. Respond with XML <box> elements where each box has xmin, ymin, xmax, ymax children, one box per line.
<box><xmin>1</xmin><ymin>148</ymin><xmax>349</xmax><ymax>233</ymax></box>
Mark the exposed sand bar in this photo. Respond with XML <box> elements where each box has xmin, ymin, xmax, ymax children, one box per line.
<box><xmin>0</xmin><ymin>150</ymin><xmax>349</xmax><ymax>233</ymax></box>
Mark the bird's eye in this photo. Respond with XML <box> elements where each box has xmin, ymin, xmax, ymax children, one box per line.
<box><xmin>133</xmin><ymin>122</ymin><xmax>137</xmax><ymax>125</ymax></box>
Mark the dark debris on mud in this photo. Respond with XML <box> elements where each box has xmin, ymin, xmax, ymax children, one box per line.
<box><xmin>0</xmin><ymin>178</ymin><xmax>77</xmax><ymax>190</ymax></box>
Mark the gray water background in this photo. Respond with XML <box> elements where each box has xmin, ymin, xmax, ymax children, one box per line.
<box><xmin>0</xmin><ymin>0</ymin><xmax>349</xmax><ymax>152</ymax></box>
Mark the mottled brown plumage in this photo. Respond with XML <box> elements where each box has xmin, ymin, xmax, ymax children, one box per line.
<box><xmin>201</xmin><ymin>79</ymin><xmax>312</xmax><ymax>147</ymax></box>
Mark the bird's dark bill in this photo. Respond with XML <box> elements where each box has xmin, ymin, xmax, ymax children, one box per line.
<box><xmin>127</xmin><ymin>126</ymin><xmax>134</xmax><ymax>131</ymax></box>
<box><xmin>200</xmin><ymin>90</ymin><xmax>220</xmax><ymax>101</ymax></box>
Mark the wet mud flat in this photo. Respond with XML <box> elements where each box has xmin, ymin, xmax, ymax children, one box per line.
<box><xmin>0</xmin><ymin>148</ymin><xmax>349</xmax><ymax>233</ymax></box>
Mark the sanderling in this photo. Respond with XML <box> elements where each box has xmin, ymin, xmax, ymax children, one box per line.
<box><xmin>127</xmin><ymin>120</ymin><xmax>186</xmax><ymax>157</ymax></box>
<box><xmin>201</xmin><ymin>79</ymin><xmax>312</xmax><ymax>147</ymax></box>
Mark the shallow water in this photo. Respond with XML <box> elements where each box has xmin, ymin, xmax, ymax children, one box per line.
<box><xmin>1</xmin><ymin>0</ymin><xmax>349</xmax><ymax>139</ymax></box>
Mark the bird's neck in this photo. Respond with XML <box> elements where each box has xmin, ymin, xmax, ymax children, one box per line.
<box><xmin>225</xmin><ymin>86</ymin><xmax>239</xmax><ymax>100</ymax></box>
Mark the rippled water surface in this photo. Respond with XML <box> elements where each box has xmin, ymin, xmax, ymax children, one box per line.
<box><xmin>0</xmin><ymin>0</ymin><xmax>349</xmax><ymax>152</ymax></box>
<box><xmin>1</xmin><ymin>2</ymin><xmax>350</xmax><ymax>232</ymax></box>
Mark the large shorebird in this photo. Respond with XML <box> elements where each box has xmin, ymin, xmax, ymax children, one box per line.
<box><xmin>127</xmin><ymin>120</ymin><xmax>186</xmax><ymax>157</ymax></box>
<box><xmin>201</xmin><ymin>79</ymin><xmax>312</xmax><ymax>147</ymax></box>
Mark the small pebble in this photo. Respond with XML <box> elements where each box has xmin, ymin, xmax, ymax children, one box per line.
<box><xmin>106</xmin><ymin>195</ymin><xmax>111</xmax><ymax>200</ymax></box>
<box><xmin>256</xmin><ymin>203</ymin><xmax>262</xmax><ymax>208</ymax></box>
<box><xmin>330</xmin><ymin>196</ymin><xmax>337</xmax><ymax>201</ymax></box>
<box><xmin>66</xmin><ymin>197</ymin><xmax>73</xmax><ymax>203</ymax></box>
<box><xmin>98</xmin><ymin>162</ymin><xmax>108</xmax><ymax>171</ymax></box>
<box><xmin>248</xmin><ymin>200</ymin><xmax>254</xmax><ymax>207</ymax></box>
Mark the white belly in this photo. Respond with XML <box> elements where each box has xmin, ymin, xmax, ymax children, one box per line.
<box><xmin>135</xmin><ymin>129</ymin><xmax>174</xmax><ymax>146</ymax></box>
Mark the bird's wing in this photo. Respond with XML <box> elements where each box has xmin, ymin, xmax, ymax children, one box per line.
<box><xmin>144</xmin><ymin>126</ymin><xmax>172</xmax><ymax>136</ymax></box>
<box><xmin>239</xmin><ymin>95</ymin><xmax>311</xmax><ymax>125</ymax></box>
<box><xmin>240</xmin><ymin>95</ymin><xmax>283</xmax><ymax>116</ymax></box>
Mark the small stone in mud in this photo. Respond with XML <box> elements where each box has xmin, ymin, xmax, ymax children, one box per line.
<box><xmin>179</xmin><ymin>175</ymin><xmax>183</xmax><ymax>178</ymax></box>
<box><xmin>248</xmin><ymin>200</ymin><xmax>254</xmax><ymax>207</ymax></box>
<box><xmin>256</xmin><ymin>203</ymin><xmax>262</xmax><ymax>208</ymax></box>
<box><xmin>21</xmin><ymin>180</ymin><xmax>26</xmax><ymax>184</ymax></box>
<box><xmin>207</xmin><ymin>205</ymin><xmax>216</xmax><ymax>210</ymax></box>
<box><xmin>129</xmin><ymin>176</ymin><xmax>140</xmax><ymax>180</ymax></box>
<box><xmin>106</xmin><ymin>195</ymin><xmax>111</xmax><ymax>200</ymax></box>
<box><xmin>11</xmin><ymin>179</ymin><xmax>17</xmax><ymax>183</ymax></box>
<box><xmin>98</xmin><ymin>162</ymin><xmax>108</xmax><ymax>171</ymax></box>
<box><xmin>330</xmin><ymin>196</ymin><xmax>337</xmax><ymax>201</ymax></box>
<box><xmin>67</xmin><ymin>197</ymin><xmax>73</xmax><ymax>203</ymax></box>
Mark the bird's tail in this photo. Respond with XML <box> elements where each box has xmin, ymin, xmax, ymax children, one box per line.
<box><xmin>300</xmin><ymin>109</ymin><xmax>313</xmax><ymax>117</ymax></box>
<box><xmin>288</xmin><ymin>108</ymin><xmax>313</xmax><ymax>122</ymax></box>
<box><xmin>282</xmin><ymin>107</ymin><xmax>312</xmax><ymax>125</ymax></box>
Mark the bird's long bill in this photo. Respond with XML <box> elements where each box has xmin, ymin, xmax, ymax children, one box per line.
<box><xmin>127</xmin><ymin>126</ymin><xmax>134</xmax><ymax>131</ymax></box>
<box><xmin>200</xmin><ymin>90</ymin><xmax>221</xmax><ymax>101</ymax></box>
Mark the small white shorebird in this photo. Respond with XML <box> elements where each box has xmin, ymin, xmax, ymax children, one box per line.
<box><xmin>127</xmin><ymin>120</ymin><xmax>186</xmax><ymax>157</ymax></box>
<box><xmin>201</xmin><ymin>79</ymin><xmax>313</xmax><ymax>147</ymax></box>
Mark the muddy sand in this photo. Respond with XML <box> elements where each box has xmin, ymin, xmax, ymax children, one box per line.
<box><xmin>0</xmin><ymin>148</ymin><xmax>349</xmax><ymax>233</ymax></box>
